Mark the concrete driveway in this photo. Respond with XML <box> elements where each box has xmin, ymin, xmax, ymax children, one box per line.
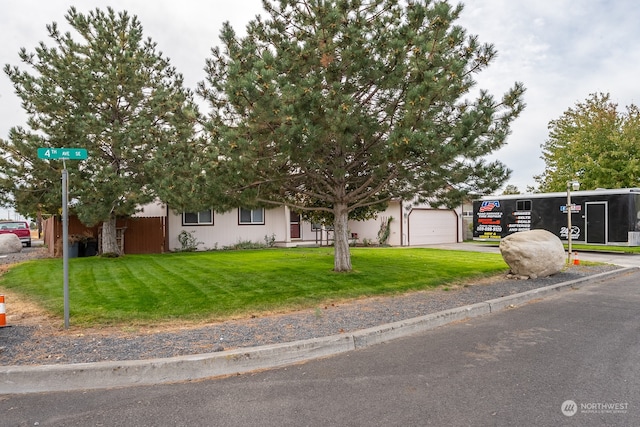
<box><xmin>427</xmin><ymin>242</ymin><xmax>640</xmax><ymax>267</ymax></box>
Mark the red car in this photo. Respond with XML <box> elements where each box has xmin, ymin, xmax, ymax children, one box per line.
<box><xmin>0</xmin><ymin>221</ymin><xmax>32</xmax><ymax>247</ymax></box>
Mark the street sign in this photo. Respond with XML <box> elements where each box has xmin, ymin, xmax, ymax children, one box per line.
<box><xmin>37</xmin><ymin>148</ymin><xmax>88</xmax><ymax>160</ymax></box>
<box><xmin>37</xmin><ymin>148</ymin><xmax>87</xmax><ymax>328</ymax></box>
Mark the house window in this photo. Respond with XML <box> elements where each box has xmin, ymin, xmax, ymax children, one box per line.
<box><xmin>516</xmin><ymin>200</ymin><xmax>532</xmax><ymax>211</ymax></box>
<box><xmin>239</xmin><ymin>208</ymin><xmax>264</xmax><ymax>225</ymax></box>
<box><xmin>183</xmin><ymin>209</ymin><xmax>213</xmax><ymax>225</ymax></box>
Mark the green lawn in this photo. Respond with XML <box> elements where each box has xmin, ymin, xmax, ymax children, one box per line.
<box><xmin>0</xmin><ymin>247</ymin><xmax>508</xmax><ymax>326</ymax></box>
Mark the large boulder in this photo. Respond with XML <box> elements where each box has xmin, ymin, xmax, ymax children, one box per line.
<box><xmin>499</xmin><ymin>229</ymin><xmax>565</xmax><ymax>279</ymax></box>
<box><xmin>0</xmin><ymin>233</ymin><xmax>23</xmax><ymax>254</ymax></box>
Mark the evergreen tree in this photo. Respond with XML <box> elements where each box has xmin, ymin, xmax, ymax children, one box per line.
<box><xmin>199</xmin><ymin>0</ymin><xmax>525</xmax><ymax>271</ymax></box>
<box><xmin>502</xmin><ymin>184</ymin><xmax>520</xmax><ymax>195</ymax></box>
<box><xmin>535</xmin><ymin>92</ymin><xmax>640</xmax><ymax>192</ymax></box>
<box><xmin>2</xmin><ymin>7</ymin><xmax>199</xmax><ymax>255</ymax></box>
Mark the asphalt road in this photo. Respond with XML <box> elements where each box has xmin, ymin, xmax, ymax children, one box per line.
<box><xmin>2</xmin><ymin>268</ymin><xmax>638</xmax><ymax>426</ymax></box>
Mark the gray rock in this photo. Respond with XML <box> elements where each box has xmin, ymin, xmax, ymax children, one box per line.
<box><xmin>0</xmin><ymin>233</ymin><xmax>23</xmax><ymax>254</ymax></box>
<box><xmin>499</xmin><ymin>229</ymin><xmax>565</xmax><ymax>279</ymax></box>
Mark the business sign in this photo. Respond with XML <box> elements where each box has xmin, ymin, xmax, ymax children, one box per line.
<box><xmin>560</xmin><ymin>204</ymin><xmax>582</xmax><ymax>214</ymax></box>
<box><xmin>476</xmin><ymin>200</ymin><xmax>503</xmax><ymax>239</ymax></box>
<box><xmin>37</xmin><ymin>148</ymin><xmax>88</xmax><ymax>160</ymax></box>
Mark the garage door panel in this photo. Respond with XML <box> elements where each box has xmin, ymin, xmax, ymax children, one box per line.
<box><xmin>409</xmin><ymin>210</ymin><xmax>456</xmax><ymax>245</ymax></box>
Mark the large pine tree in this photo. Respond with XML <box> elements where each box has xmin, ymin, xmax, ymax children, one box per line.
<box><xmin>199</xmin><ymin>0</ymin><xmax>526</xmax><ymax>271</ymax></box>
<box><xmin>2</xmin><ymin>7</ymin><xmax>199</xmax><ymax>254</ymax></box>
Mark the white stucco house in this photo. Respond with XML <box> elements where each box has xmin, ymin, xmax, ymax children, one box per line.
<box><xmin>143</xmin><ymin>199</ymin><xmax>463</xmax><ymax>251</ymax></box>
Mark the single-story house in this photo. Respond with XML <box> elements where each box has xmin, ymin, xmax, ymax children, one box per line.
<box><xmin>153</xmin><ymin>200</ymin><xmax>463</xmax><ymax>251</ymax></box>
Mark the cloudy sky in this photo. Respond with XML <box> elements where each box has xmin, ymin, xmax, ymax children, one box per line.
<box><xmin>1</xmin><ymin>0</ymin><xmax>639</xmax><ymax>194</ymax></box>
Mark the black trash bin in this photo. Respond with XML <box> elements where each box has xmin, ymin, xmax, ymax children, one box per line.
<box><xmin>84</xmin><ymin>239</ymin><xmax>98</xmax><ymax>256</ymax></box>
<box><xmin>68</xmin><ymin>242</ymin><xmax>79</xmax><ymax>258</ymax></box>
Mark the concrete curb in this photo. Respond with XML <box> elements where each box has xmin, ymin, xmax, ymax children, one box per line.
<box><xmin>352</xmin><ymin>301</ymin><xmax>491</xmax><ymax>349</ymax></box>
<box><xmin>484</xmin><ymin>267</ymin><xmax>636</xmax><ymax>312</ymax></box>
<box><xmin>1</xmin><ymin>267</ymin><xmax>634</xmax><ymax>394</ymax></box>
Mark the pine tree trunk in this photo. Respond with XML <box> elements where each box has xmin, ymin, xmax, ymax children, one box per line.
<box><xmin>101</xmin><ymin>214</ymin><xmax>121</xmax><ymax>256</ymax></box>
<box><xmin>333</xmin><ymin>204</ymin><xmax>352</xmax><ymax>272</ymax></box>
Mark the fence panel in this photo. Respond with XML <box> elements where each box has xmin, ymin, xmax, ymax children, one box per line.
<box><xmin>42</xmin><ymin>217</ymin><xmax>56</xmax><ymax>257</ymax></box>
<box><xmin>118</xmin><ymin>217</ymin><xmax>166</xmax><ymax>254</ymax></box>
<box><xmin>42</xmin><ymin>216</ymin><xmax>165</xmax><ymax>256</ymax></box>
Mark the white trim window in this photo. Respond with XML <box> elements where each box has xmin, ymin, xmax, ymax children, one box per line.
<box><xmin>239</xmin><ymin>207</ymin><xmax>264</xmax><ymax>225</ymax></box>
<box><xmin>183</xmin><ymin>209</ymin><xmax>213</xmax><ymax>225</ymax></box>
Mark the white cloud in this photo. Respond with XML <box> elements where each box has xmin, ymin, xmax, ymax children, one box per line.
<box><xmin>1</xmin><ymin>0</ymin><xmax>639</xmax><ymax>193</ymax></box>
<box><xmin>457</xmin><ymin>0</ymin><xmax>640</xmax><ymax>191</ymax></box>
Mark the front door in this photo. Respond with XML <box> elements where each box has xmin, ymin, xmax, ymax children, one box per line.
<box><xmin>586</xmin><ymin>202</ymin><xmax>607</xmax><ymax>244</ymax></box>
<box><xmin>290</xmin><ymin>211</ymin><xmax>301</xmax><ymax>239</ymax></box>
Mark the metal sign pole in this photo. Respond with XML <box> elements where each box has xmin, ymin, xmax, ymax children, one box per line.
<box><xmin>62</xmin><ymin>165</ymin><xmax>69</xmax><ymax>329</ymax></box>
<box><xmin>566</xmin><ymin>184</ymin><xmax>572</xmax><ymax>264</ymax></box>
<box><xmin>38</xmin><ymin>147</ymin><xmax>88</xmax><ymax>329</ymax></box>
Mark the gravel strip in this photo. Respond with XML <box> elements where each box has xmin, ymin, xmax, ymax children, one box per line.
<box><xmin>0</xmin><ymin>246</ymin><xmax>50</xmax><ymax>266</ymax></box>
<box><xmin>0</xmin><ymin>263</ymin><xmax>620</xmax><ymax>366</ymax></box>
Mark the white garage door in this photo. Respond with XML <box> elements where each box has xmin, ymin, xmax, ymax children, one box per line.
<box><xmin>408</xmin><ymin>209</ymin><xmax>457</xmax><ymax>245</ymax></box>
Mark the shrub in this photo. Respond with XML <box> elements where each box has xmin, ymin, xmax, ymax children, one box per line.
<box><xmin>177</xmin><ymin>230</ymin><xmax>203</xmax><ymax>252</ymax></box>
<box><xmin>377</xmin><ymin>216</ymin><xmax>393</xmax><ymax>246</ymax></box>
<box><xmin>264</xmin><ymin>233</ymin><xmax>276</xmax><ymax>248</ymax></box>
<box><xmin>223</xmin><ymin>239</ymin><xmax>267</xmax><ymax>250</ymax></box>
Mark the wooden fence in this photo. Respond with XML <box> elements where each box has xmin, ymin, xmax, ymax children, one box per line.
<box><xmin>43</xmin><ymin>216</ymin><xmax>166</xmax><ymax>257</ymax></box>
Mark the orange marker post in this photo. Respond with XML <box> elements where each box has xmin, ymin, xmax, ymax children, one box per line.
<box><xmin>0</xmin><ymin>295</ymin><xmax>6</xmax><ymax>327</ymax></box>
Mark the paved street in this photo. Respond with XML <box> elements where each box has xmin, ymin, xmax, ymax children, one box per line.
<box><xmin>2</xmin><ymin>267</ymin><xmax>638</xmax><ymax>426</ymax></box>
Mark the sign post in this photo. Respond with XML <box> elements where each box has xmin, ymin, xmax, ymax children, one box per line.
<box><xmin>61</xmin><ymin>168</ymin><xmax>69</xmax><ymax>328</ymax></box>
<box><xmin>38</xmin><ymin>148</ymin><xmax>88</xmax><ymax>329</ymax></box>
<box><xmin>566</xmin><ymin>181</ymin><xmax>580</xmax><ymax>265</ymax></box>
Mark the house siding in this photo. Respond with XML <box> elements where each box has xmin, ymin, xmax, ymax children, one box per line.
<box><xmin>134</xmin><ymin>200</ymin><xmax>166</xmax><ymax>217</ymax></box>
<box><xmin>168</xmin><ymin>207</ymin><xmax>288</xmax><ymax>250</ymax></box>
<box><xmin>168</xmin><ymin>201</ymin><xmax>461</xmax><ymax>251</ymax></box>
<box><xmin>346</xmin><ymin>204</ymin><xmax>401</xmax><ymax>245</ymax></box>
